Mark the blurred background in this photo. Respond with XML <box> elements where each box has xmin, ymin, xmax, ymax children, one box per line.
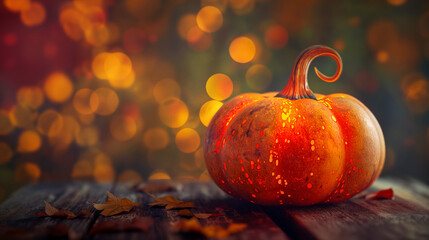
<box><xmin>0</xmin><ymin>0</ymin><xmax>428</xmax><ymax>202</ymax></box>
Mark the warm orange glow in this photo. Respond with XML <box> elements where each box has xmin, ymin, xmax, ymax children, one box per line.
<box><xmin>0</xmin><ymin>142</ymin><xmax>13</xmax><ymax>165</ymax></box>
<box><xmin>20</xmin><ymin>2</ymin><xmax>46</xmax><ymax>27</ymax></box>
<box><xmin>76</xmin><ymin>126</ymin><xmax>99</xmax><ymax>146</ymax></box>
<box><xmin>175</xmin><ymin>128</ymin><xmax>200</xmax><ymax>153</ymax></box>
<box><xmin>118</xmin><ymin>169</ymin><xmax>143</xmax><ymax>183</ymax></box>
<box><xmin>148</xmin><ymin>170</ymin><xmax>171</xmax><ymax>180</ymax></box>
<box><xmin>158</xmin><ymin>98</ymin><xmax>189</xmax><ymax>128</ymax></box>
<box><xmin>206</xmin><ymin>73</ymin><xmax>233</xmax><ymax>100</ymax></box>
<box><xmin>93</xmin><ymin>153</ymin><xmax>115</xmax><ymax>183</ymax></box>
<box><xmin>387</xmin><ymin>0</ymin><xmax>406</xmax><ymax>6</ymax></box>
<box><xmin>4</xmin><ymin>0</ymin><xmax>30</xmax><ymax>12</ymax></box>
<box><xmin>377</xmin><ymin>51</ymin><xmax>389</xmax><ymax>63</ymax></box>
<box><xmin>17</xmin><ymin>130</ymin><xmax>42</xmax><ymax>153</ymax></box>
<box><xmin>8</xmin><ymin>105</ymin><xmax>35</xmax><ymax>127</ymax></box>
<box><xmin>77</xmin><ymin>112</ymin><xmax>95</xmax><ymax>125</ymax></box>
<box><xmin>153</xmin><ymin>78</ymin><xmax>181</xmax><ymax>103</ymax></box>
<box><xmin>199</xmin><ymin>100</ymin><xmax>223</xmax><ymax>126</ymax></box>
<box><xmin>90</xmin><ymin>87</ymin><xmax>119</xmax><ymax>116</ymax></box>
<box><xmin>229</xmin><ymin>0</ymin><xmax>255</xmax><ymax>15</ymax></box>
<box><xmin>187</xmin><ymin>26</ymin><xmax>212</xmax><ymax>51</ymax></box>
<box><xmin>92</xmin><ymin>52</ymin><xmax>110</xmax><ymax>79</ymax></box>
<box><xmin>245</xmin><ymin>64</ymin><xmax>272</xmax><ymax>91</ymax></box>
<box><xmin>264</xmin><ymin>25</ymin><xmax>288</xmax><ymax>49</ymax></box>
<box><xmin>0</xmin><ymin>111</ymin><xmax>14</xmax><ymax>135</ymax></box>
<box><xmin>44</xmin><ymin>72</ymin><xmax>74</xmax><ymax>103</ymax></box>
<box><xmin>36</xmin><ymin>109</ymin><xmax>64</xmax><ymax>137</ymax></box>
<box><xmin>229</xmin><ymin>36</ymin><xmax>256</xmax><ymax>63</ymax></box>
<box><xmin>109</xmin><ymin>115</ymin><xmax>138</xmax><ymax>141</ymax></box>
<box><xmin>143</xmin><ymin>128</ymin><xmax>170</xmax><ymax>150</ymax></box>
<box><xmin>15</xmin><ymin>162</ymin><xmax>41</xmax><ymax>183</ymax></box>
<box><xmin>49</xmin><ymin>116</ymin><xmax>80</xmax><ymax>151</ymax></box>
<box><xmin>72</xmin><ymin>158</ymin><xmax>93</xmax><ymax>179</ymax></box>
<box><xmin>196</xmin><ymin>6</ymin><xmax>223</xmax><ymax>33</ymax></box>
<box><xmin>177</xmin><ymin>14</ymin><xmax>197</xmax><ymax>40</ymax></box>
<box><xmin>367</xmin><ymin>20</ymin><xmax>399</xmax><ymax>51</ymax></box>
<box><xmin>73</xmin><ymin>88</ymin><xmax>96</xmax><ymax>114</ymax></box>
<box><xmin>105</xmin><ymin>52</ymin><xmax>133</xmax><ymax>80</ymax></box>
<box><xmin>17</xmin><ymin>87</ymin><xmax>44</xmax><ymax>110</ymax></box>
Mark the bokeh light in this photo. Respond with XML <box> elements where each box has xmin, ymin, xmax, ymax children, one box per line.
<box><xmin>73</xmin><ymin>88</ymin><xmax>96</xmax><ymax>115</ymax></box>
<box><xmin>158</xmin><ymin>98</ymin><xmax>189</xmax><ymax>128</ymax></box>
<box><xmin>229</xmin><ymin>36</ymin><xmax>256</xmax><ymax>63</ymax></box>
<box><xmin>118</xmin><ymin>170</ymin><xmax>143</xmax><ymax>183</ymax></box>
<box><xmin>90</xmin><ymin>87</ymin><xmax>119</xmax><ymax>116</ymax></box>
<box><xmin>153</xmin><ymin>78</ymin><xmax>181</xmax><ymax>103</ymax></box>
<box><xmin>36</xmin><ymin>109</ymin><xmax>64</xmax><ymax>137</ymax></box>
<box><xmin>93</xmin><ymin>152</ymin><xmax>115</xmax><ymax>183</ymax></box>
<box><xmin>8</xmin><ymin>105</ymin><xmax>35</xmax><ymax>128</ymax></box>
<box><xmin>199</xmin><ymin>100</ymin><xmax>223</xmax><ymax>126</ymax></box>
<box><xmin>143</xmin><ymin>128</ymin><xmax>170</xmax><ymax>150</ymax></box>
<box><xmin>245</xmin><ymin>64</ymin><xmax>272</xmax><ymax>91</ymax></box>
<box><xmin>76</xmin><ymin>126</ymin><xmax>99</xmax><ymax>146</ymax></box>
<box><xmin>3</xmin><ymin>0</ymin><xmax>31</xmax><ymax>12</ymax></box>
<box><xmin>44</xmin><ymin>72</ymin><xmax>74</xmax><ymax>103</ymax></box>
<box><xmin>17</xmin><ymin>130</ymin><xmax>42</xmax><ymax>153</ymax></box>
<box><xmin>20</xmin><ymin>2</ymin><xmax>46</xmax><ymax>27</ymax></box>
<box><xmin>109</xmin><ymin>115</ymin><xmax>138</xmax><ymax>141</ymax></box>
<box><xmin>196</xmin><ymin>6</ymin><xmax>223</xmax><ymax>33</ymax></box>
<box><xmin>175</xmin><ymin>128</ymin><xmax>200</xmax><ymax>153</ymax></box>
<box><xmin>206</xmin><ymin>73</ymin><xmax>233</xmax><ymax>100</ymax></box>
<box><xmin>264</xmin><ymin>25</ymin><xmax>288</xmax><ymax>49</ymax></box>
<box><xmin>148</xmin><ymin>170</ymin><xmax>171</xmax><ymax>180</ymax></box>
<box><xmin>0</xmin><ymin>142</ymin><xmax>13</xmax><ymax>165</ymax></box>
<box><xmin>14</xmin><ymin>162</ymin><xmax>41</xmax><ymax>183</ymax></box>
<box><xmin>16</xmin><ymin>87</ymin><xmax>44</xmax><ymax>110</ymax></box>
<box><xmin>0</xmin><ymin>111</ymin><xmax>14</xmax><ymax>135</ymax></box>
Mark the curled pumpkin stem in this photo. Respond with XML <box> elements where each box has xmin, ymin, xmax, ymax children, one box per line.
<box><xmin>276</xmin><ymin>45</ymin><xmax>343</xmax><ymax>100</ymax></box>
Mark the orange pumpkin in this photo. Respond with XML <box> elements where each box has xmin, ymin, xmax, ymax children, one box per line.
<box><xmin>204</xmin><ymin>45</ymin><xmax>385</xmax><ymax>206</ymax></box>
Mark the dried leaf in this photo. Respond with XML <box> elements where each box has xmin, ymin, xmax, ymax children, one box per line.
<box><xmin>90</xmin><ymin>217</ymin><xmax>153</xmax><ymax>234</ymax></box>
<box><xmin>364</xmin><ymin>188</ymin><xmax>394</xmax><ymax>200</ymax></box>
<box><xmin>88</xmin><ymin>192</ymin><xmax>139</xmax><ymax>216</ymax></box>
<box><xmin>34</xmin><ymin>201</ymin><xmax>91</xmax><ymax>219</ymax></box>
<box><xmin>177</xmin><ymin>209</ymin><xmax>194</xmax><ymax>218</ymax></box>
<box><xmin>172</xmin><ymin>217</ymin><xmax>247</xmax><ymax>238</ymax></box>
<box><xmin>176</xmin><ymin>209</ymin><xmax>222</xmax><ymax>219</ymax></box>
<box><xmin>133</xmin><ymin>181</ymin><xmax>176</xmax><ymax>193</ymax></box>
<box><xmin>149</xmin><ymin>194</ymin><xmax>194</xmax><ymax>210</ymax></box>
<box><xmin>193</xmin><ymin>213</ymin><xmax>223</xmax><ymax>219</ymax></box>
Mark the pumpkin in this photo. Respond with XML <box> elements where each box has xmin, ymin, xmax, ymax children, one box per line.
<box><xmin>204</xmin><ymin>45</ymin><xmax>385</xmax><ymax>206</ymax></box>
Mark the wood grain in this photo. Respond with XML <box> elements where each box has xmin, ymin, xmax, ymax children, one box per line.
<box><xmin>91</xmin><ymin>180</ymin><xmax>289</xmax><ymax>240</ymax></box>
<box><xmin>0</xmin><ymin>182</ymin><xmax>111</xmax><ymax>239</ymax></box>
<box><xmin>263</xmin><ymin>178</ymin><xmax>429</xmax><ymax>240</ymax></box>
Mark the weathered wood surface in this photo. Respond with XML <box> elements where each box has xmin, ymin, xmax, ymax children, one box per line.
<box><xmin>92</xmin><ymin>181</ymin><xmax>288</xmax><ymax>240</ymax></box>
<box><xmin>0</xmin><ymin>178</ymin><xmax>428</xmax><ymax>240</ymax></box>
<box><xmin>264</xmin><ymin>178</ymin><xmax>429</xmax><ymax>240</ymax></box>
<box><xmin>0</xmin><ymin>182</ymin><xmax>111</xmax><ymax>239</ymax></box>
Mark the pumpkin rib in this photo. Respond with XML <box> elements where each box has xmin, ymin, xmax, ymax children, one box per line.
<box><xmin>205</xmin><ymin>94</ymin><xmax>267</xmax><ymax>197</ymax></box>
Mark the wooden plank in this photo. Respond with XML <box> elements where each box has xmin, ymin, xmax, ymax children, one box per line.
<box><xmin>263</xmin><ymin>178</ymin><xmax>429</xmax><ymax>240</ymax></box>
<box><xmin>91</xmin><ymin>180</ymin><xmax>289</xmax><ymax>240</ymax></box>
<box><xmin>0</xmin><ymin>181</ymin><xmax>111</xmax><ymax>239</ymax></box>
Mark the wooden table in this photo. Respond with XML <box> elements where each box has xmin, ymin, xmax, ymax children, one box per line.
<box><xmin>0</xmin><ymin>178</ymin><xmax>428</xmax><ymax>240</ymax></box>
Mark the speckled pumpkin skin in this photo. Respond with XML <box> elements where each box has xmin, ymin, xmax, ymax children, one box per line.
<box><xmin>204</xmin><ymin>46</ymin><xmax>385</xmax><ymax>206</ymax></box>
<box><xmin>204</xmin><ymin>92</ymin><xmax>385</xmax><ymax>206</ymax></box>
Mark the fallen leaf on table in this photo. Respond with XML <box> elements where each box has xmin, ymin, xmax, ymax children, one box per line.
<box><xmin>177</xmin><ymin>209</ymin><xmax>222</xmax><ymax>219</ymax></box>
<box><xmin>90</xmin><ymin>217</ymin><xmax>154</xmax><ymax>234</ymax></box>
<box><xmin>363</xmin><ymin>188</ymin><xmax>394</xmax><ymax>200</ymax></box>
<box><xmin>133</xmin><ymin>181</ymin><xmax>176</xmax><ymax>193</ymax></box>
<box><xmin>34</xmin><ymin>201</ymin><xmax>92</xmax><ymax>219</ymax></box>
<box><xmin>149</xmin><ymin>194</ymin><xmax>194</xmax><ymax>210</ymax></box>
<box><xmin>88</xmin><ymin>192</ymin><xmax>139</xmax><ymax>216</ymax></box>
<box><xmin>172</xmin><ymin>217</ymin><xmax>247</xmax><ymax>238</ymax></box>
